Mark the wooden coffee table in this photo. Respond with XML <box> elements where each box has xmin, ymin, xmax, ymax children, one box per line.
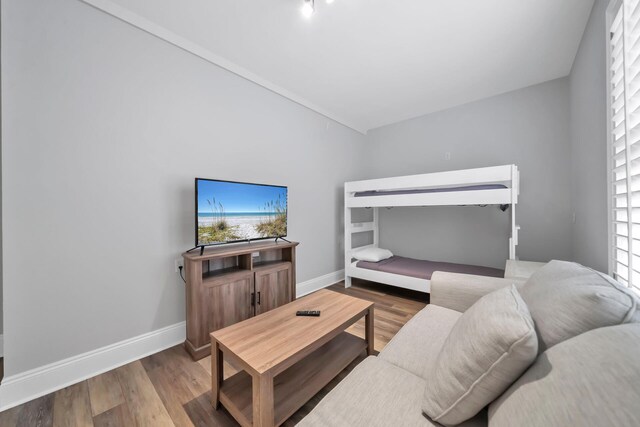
<box><xmin>210</xmin><ymin>289</ymin><xmax>374</xmax><ymax>427</ymax></box>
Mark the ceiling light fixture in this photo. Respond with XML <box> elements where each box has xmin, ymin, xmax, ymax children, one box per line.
<box><xmin>301</xmin><ymin>0</ymin><xmax>314</xmax><ymax>18</ymax></box>
<box><xmin>326</xmin><ymin>0</ymin><xmax>335</xmax><ymax>4</ymax></box>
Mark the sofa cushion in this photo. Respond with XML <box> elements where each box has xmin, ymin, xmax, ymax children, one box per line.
<box><xmin>298</xmin><ymin>356</ymin><xmax>487</xmax><ymax>427</ymax></box>
<box><xmin>489</xmin><ymin>323</ymin><xmax>640</xmax><ymax>427</ymax></box>
<box><xmin>379</xmin><ymin>304</ymin><xmax>462</xmax><ymax>379</ymax></box>
<box><xmin>520</xmin><ymin>260</ymin><xmax>639</xmax><ymax>352</ymax></box>
<box><xmin>430</xmin><ymin>271</ymin><xmax>525</xmax><ymax>313</ymax></box>
<box><xmin>422</xmin><ymin>285</ymin><xmax>537</xmax><ymax>426</ymax></box>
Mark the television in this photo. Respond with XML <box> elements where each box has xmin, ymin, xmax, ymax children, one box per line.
<box><xmin>195</xmin><ymin>178</ymin><xmax>288</xmax><ymax>247</ymax></box>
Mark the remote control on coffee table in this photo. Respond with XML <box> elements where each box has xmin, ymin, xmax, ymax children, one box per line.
<box><xmin>296</xmin><ymin>310</ymin><xmax>321</xmax><ymax>316</ymax></box>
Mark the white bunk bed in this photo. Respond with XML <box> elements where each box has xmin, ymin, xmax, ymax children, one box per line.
<box><xmin>344</xmin><ymin>164</ymin><xmax>520</xmax><ymax>293</ymax></box>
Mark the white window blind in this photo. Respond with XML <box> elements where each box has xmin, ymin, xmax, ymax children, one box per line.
<box><xmin>609</xmin><ymin>0</ymin><xmax>640</xmax><ymax>291</ymax></box>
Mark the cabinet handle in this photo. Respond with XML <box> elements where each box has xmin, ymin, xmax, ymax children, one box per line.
<box><xmin>257</xmin><ymin>291</ymin><xmax>261</xmax><ymax>305</ymax></box>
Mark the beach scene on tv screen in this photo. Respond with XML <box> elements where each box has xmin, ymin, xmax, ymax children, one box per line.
<box><xmin>197</xmin><ymin>180</ymin><xmax>287</xmax><ymax>245</ymax></box>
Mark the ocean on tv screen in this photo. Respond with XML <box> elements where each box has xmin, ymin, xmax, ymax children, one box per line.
<box><xmin>197</xmin><ymin>180</ymin><xmax>287</xmax><ymax>245</ymax></box>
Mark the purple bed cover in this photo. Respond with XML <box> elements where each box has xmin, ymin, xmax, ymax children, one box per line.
<box><xmin>356</xmin><ymin>256</ymin><xmax>504</xmax><ymax>280</ymax></box>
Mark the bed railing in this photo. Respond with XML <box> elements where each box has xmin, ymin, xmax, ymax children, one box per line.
<box><xmin>345</xmin><ymin>165</ymin><xmax>516</xmax><ymax>193</ymax></box>
<box><xmin>345</xmin><ymin>165</ymin><xmax>518</xmax><ymax>208</ymax></box>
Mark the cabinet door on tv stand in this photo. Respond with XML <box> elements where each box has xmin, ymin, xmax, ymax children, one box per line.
<box><xmin>205</xmin><ymin>275</ymin><xmax>254</xmax><ymax>338</ymax></box>
<box><xmin>254</xmin><ymin>263</ymin><xmax>292</xmax><ymax>315</ymax></box>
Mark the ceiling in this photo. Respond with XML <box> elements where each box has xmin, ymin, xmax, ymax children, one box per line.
<box><xmin>94</xmin><ymin>0</ymin><xmax>594</xmax><ymax>133</ymax></box>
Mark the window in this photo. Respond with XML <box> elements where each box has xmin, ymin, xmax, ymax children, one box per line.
<box><xmin>608</xmin><ymin>0</ymin><xmax>640</xmax><ymax>292</ymax></box>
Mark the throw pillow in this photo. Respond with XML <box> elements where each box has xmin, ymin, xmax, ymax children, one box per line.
<box><xmin>519</xmin><ymin>260</ymin><xmax>639</xmax><ymax>352</ymax></box>
<box><xmin>422</xmin><ymin>285</ymin><xmax>537</xmax><ymax>426</ymax></box>
<box><xmin>489</xmin><ymin>323</ymin><xmax>640</xmax><ymax>426</ymax></box>
<box><xmin>352</xmin><ymin>247</ymin><xmax>393</xmax><ymax>262</ymax></box>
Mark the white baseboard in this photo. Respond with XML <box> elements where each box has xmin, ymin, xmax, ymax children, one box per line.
<box><xmin>0</xmin><ymin>322</ymin><xmax>185</xmax><ymax>412</ymax></box>
<box><xmin>296</xmin><ymin>269</ymin><xmax>345</xmax><ymax>297</ymax></box>
<box><xmin>0</xmin><ymin>270</ymin><xmax>346</xmax><ymax>412</ymax></box>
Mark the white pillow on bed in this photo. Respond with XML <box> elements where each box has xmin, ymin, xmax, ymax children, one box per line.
<box><xmin>352</xmin><ymin>247</ymin><xmax>394</xmax><ymax>262</ymax></box>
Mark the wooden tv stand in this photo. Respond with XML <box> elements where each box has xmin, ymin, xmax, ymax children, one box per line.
<box><xmin>183</xmin><ymin>240</ymin><xmax>299</xmax><ymax>360</ymax></box>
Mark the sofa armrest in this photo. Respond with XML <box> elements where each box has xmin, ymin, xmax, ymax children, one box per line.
<box><xmin>430</xmin><ymin>272</ymin><xmax>526</xmax><ymax>313</ymax></box>
<box><xmin>504</xmin><ymin>259</ymin><xmax>546</xmax><ymax>280</ymax></box>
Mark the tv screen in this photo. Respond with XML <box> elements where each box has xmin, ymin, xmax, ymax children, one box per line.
<box><xmin>195</xmin><ymin>178</ymin><xmax>287</xmax><ymax>246</ymax></box>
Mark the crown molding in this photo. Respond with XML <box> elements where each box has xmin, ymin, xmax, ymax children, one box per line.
<box><xmin>78</xmin><ymin>0</ymin><xmax>368</xmax><ymax>135</ymax></box>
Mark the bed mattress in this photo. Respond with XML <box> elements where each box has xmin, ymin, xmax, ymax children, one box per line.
<box><xmin>354</xmin><ymin>184</ymin><xmax>507</xmax><ymax>197</ymax></box>
<box><xmin>356</xmin><ymin>256</ymin><xmax>504</xmax><ymax>280</ymax></box>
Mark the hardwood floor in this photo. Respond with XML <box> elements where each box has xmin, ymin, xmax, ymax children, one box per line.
<box><xmin>0</xmin><ymin>280</ymin><xmax>428</xmax><ymax>427</ymax></box>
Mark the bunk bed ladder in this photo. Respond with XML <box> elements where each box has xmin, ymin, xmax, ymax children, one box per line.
<box><xmin>373</xmin><ymin>207</ymin><xmax>379</xmax><ymax>247</ymax></box>
<box><xmin>344</xmin><ymin>199</ymin><xmax>380</xmax><ymax>288</ymax></box>
<box><xmin>344</xmin><ymin>189</ymin><xmax>352</xmax><ymax>288</ymax></box>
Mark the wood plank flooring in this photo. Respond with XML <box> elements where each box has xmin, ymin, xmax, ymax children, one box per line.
<box><xmin>0</xmin><ymin>280</ymin><xmax>427</xmax><ymax>427</ymax></box>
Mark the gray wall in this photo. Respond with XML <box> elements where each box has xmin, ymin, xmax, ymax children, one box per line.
<box><xmin>364</xmin><ymin>0</ymin><xmax>609</xmax><ymax>273</ymax></box>
<box><xmin>365</xmin><ymin>78</ymin><xmax>573</xmax><ymax>269</ymax></box>
<box><xmin>0</xmin><ymin>0</ymin><xmax>609</xmax><ymax>381</ymax></box>
<box><xmin>1</xmin><ymin>0</ymin><xmax>366</xmax><ymax>376</ymax></box>
<box><xmin>569</xmin><ymin>0</ymin><xmax>608</xmax><ymax>273</ymax></box>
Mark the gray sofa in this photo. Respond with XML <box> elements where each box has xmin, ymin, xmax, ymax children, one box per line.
<box><xmin>299</xmin><ymin>261</ymin><xmax>640</xmax><ymax>427</ymax></box>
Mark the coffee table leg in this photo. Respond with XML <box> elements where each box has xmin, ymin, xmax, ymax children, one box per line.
<box><xmin>252</xmin><ymin>373</ymin><xmax>274</xmax><ymax>427</ymax></box>
<box><xmin>365</xmin><ymin>306</ymin><xmax>375</xmax><ymax>356</ymax></box>
<box><xmin>211</xmin><ymin>340</ymin><xmax>223</xmax><ymax>409</ymax></box>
